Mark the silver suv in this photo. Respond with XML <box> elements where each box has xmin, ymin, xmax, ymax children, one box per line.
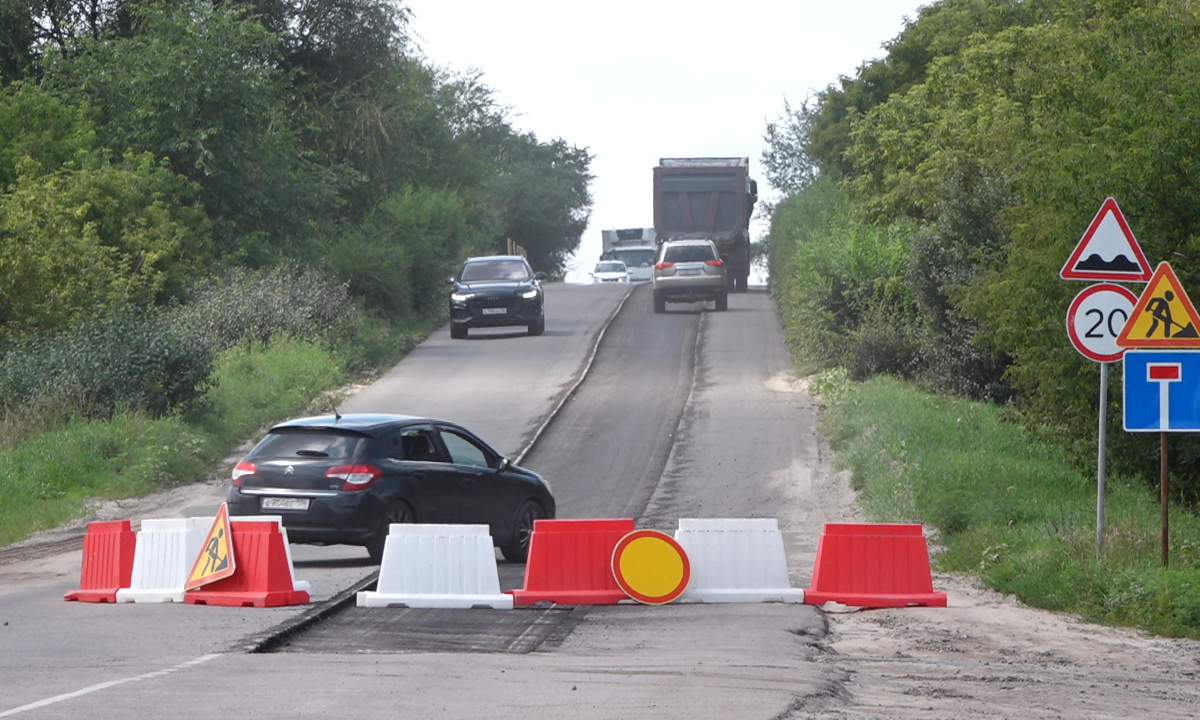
<box><xmin>652</xmin><ymin>239</ymin><xmax>728</xmax><ymax>313</ymax></box>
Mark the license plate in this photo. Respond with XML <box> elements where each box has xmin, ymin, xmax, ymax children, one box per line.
<box><xmin>678</xmin><ymin>268</ymin><xmax>702</xmax><ymax>276</ymax></box>
<box><xmin>482</xmin><ymin>307</ymin><xmax>507</xmax><ymax>315</ymax></box>
<box><xmin>261</xmin><ymin>497</ymin><xmax>309</xmax><ymax>511</ymax></box>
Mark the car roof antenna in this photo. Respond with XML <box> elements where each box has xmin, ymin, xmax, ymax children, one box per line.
<box><xmin>328</xmin><ymin>399</ymin><xmax>342</xmax><ymax>422</ymax></box>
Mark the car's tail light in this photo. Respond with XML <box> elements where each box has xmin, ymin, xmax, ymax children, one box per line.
<box><xmin>656</xmin><ymin>261</ymin><xmax>675</xmax><ymax>269</ymax></box>
<box><xmin>705</xmin><ymin>259</ymin><xmax>723</xmax><ymax>266</ymax></box>
<box><xmin>327</xmin><ymin>464</ymin><xmax>383</xmax><ymax>490</ymax></box>
<box><xmin>231</xmin><ymin>461</ymin><xmax>256</xmax><ymax>488</ymax></box>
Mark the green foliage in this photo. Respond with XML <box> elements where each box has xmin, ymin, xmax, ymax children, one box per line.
<box><xmin>0</xmin><ymin>81</ymin><xmax>96</xmax><ymax>186</ymax></box>
<box><xmin>0</xmin><ymin>150</ymin><xmax>211</xmax><ymax>332</ymax></box>
<box><xmin>484</xmin><ymin>133</ymin><xmax>594</xmax><ymax>278</ymax></box>
<box><xmin>766</xmin><ymin>0</ymin><xmax>1200</xmax><ymax>503</ymax></box>
<box><xmin>43</xmin><ymin>0</ymin><xmax>334</xmax><ymax>264</ymax></box>
<box><xmin>0</xmin><ymin>412</ymin><xmax>214</xmax><ymax>546</ymax></box>
<box><xmin>323</xmin><ymin>186</ymin><xmax>484</xmax><ymax>319</ymax></box>
<box><xmin>0</xmin><ymin>307</ymin><xmax>215</xmax><ymax>419</ymax></box>
<box><xmin>191</xmin><ymin>336</ymin><xmax>346</xmax><ymax>444</ymax></box>
<box><xmin>171</xmin><ymin>264</ymin><xmax>362</xmax><ymax>357</ymax></box>
<box><xmin>824</xmin><ymin>375</ymin><xmax>1200</xmax><ymax>638</ymax></box>
<box><xmin>767</xmin><ymin>177</ymin><xmax>918</xmax><ymax>378</ymax></box>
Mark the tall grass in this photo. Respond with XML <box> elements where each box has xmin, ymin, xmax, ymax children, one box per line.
<box><xmin>821</xmin><ymin>372</ymin><xmax>1200</xmax><ymax>638</ymax></box>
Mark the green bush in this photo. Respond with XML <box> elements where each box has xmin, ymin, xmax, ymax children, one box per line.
<box><xmin>171</xmin><ymin>264</ymin><xmax>362</xmax><ymax>354</ymax></box>
<box><xmin>0</xmin><ymin>307</ymin><xmax>213</xmax><ymax>420</ymax></box>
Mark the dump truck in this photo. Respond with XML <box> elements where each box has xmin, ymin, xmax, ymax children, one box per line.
<box><xmin>600</xmin><ymin>227</ymin><xmax>657</xmax><ymax>282</ymax></box>
<box><xmin>652</xmin><ymin>157</ymin><xmax>758</xmax><ymax>292</ymax></box>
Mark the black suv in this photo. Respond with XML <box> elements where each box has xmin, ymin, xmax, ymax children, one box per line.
<box><xmin>447</xmin><ymin>255</ymin><xmax>547</xmax><ymax>338</ymax></box>
<box><xmin>226</xmin><ymin>413</ymin><xmax>556</xmax><ymax>563</ymax></box>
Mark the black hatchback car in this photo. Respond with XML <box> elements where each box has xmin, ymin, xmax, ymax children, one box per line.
<box><xmin>447</xmin><ymin>255</ymin><xmax>547</xmax><ymax>338</ymax></box>
<box><xmin>226</xmin><ymin>414</ymin><xmax>555</xmax><ymax>563</ymax></box>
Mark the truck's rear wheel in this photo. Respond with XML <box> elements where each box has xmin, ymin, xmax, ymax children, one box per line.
<box><xmin>653</xmin><ymin>291</ymin><xmax>666</xmax><ymax>313</ymax></box>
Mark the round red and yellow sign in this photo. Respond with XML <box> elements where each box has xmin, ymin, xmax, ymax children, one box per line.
<box><xmin>611</xmin><ymin>530</ymin><xmax>691</xmax><ymax>604</ymax></box>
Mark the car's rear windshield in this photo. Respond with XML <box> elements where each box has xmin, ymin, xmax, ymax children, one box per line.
<box><xmin>663</xmin><ymin>245</ymin><xmax>716</xmax><ymax>263</ymax></box>
<box><xmin>461</xmin><ymin>260</ymin><xmax>530</xmax><ymax>281</ymax></box>
<box><xmin>249</xmin><ymin>429</ymin><xmax>365</xmax><ymax>460</ymax></box>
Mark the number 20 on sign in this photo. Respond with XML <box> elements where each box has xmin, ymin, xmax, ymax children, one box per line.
<box><xmin>1066</xmin><ymin>283</ymin><xmax>1138</xmax><ymax>363</ymax></box>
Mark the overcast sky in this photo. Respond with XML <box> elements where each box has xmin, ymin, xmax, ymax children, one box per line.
<box><xmin>402</xmin><ymin>0</ymin><xmax>931</xmax><ymax>281</ymax></box>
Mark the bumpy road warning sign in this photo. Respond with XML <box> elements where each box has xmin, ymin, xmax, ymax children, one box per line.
<box><xmin>185</xmin><ymin>503</ymin><xmax>236</xmax><ymax>590</ymax></box>
<box><xmin>1117</xmin><ymin>262</ymin><xmax>1200</xmax><ymax>348</ymax></box>
<box><xmin>1061</xmin><ymin>197</ymin><xmax>1152</xmax><ymax>281</ymax></box>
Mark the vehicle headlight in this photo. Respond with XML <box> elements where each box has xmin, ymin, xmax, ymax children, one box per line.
<box><xmin>450</xmin><ymin>291</ymin><xmax>474</xmax><ymax>303</ymax></box>
<box><xmin>519</xmin><ymin>288</ymin><xmax>540</xmax><ymax>300</ymax></box>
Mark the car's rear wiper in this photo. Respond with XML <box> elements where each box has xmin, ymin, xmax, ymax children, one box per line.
<box><xmin>294</xmin><ymin>450</ymin><xmax>329</xmax><ymax>457</ymax></box>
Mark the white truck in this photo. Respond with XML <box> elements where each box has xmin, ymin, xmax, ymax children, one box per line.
<box><xmin>600</xmin><ymin>227</ymin><xmax>657</xmax><ymax>282</ymax></box>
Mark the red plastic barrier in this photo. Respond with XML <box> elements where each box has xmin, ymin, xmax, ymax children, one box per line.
<box><xmin>65</xmin><ymin>520</ymin><xmax>137</xmax><ymax>603</ymax></box>
<box><xmin>184</xmin><ymin>520</ymin><xmax>308</xmax><ymax>607</ymax></box>
<box><xmin>508</xmin><ymin>518</ymin><xmax>635</xmax><ymax>606</ymax></box>
<box><xmin>804</xmin><ymin>523</ymin><xmax>947</xmax><ymax>608</ymax></box>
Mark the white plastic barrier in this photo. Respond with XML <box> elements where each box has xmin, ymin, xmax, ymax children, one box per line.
<box><xmin>673</xmin><ymin>518</ymin><xmax>805</xmax><ymax>603</ymax></box>
<box><xmin>357</xmin><ymin>524</ymin><xmax>512</xmax><ymax>609</ymax></box>
<box><xmin>116</xmin><ymin>517</ymin><xmax>210</xmax><ymax>603</ymax></box>
<box><xmin>228</xmin><ymin>514</ymin><xmax>310</xmax><ymax>592</ymax></box>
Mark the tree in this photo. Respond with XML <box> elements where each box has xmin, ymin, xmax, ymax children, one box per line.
<box><xmin>484</xmin><ymin>133</ymin><xmax>593</xmax><ymax>278</ymax></box>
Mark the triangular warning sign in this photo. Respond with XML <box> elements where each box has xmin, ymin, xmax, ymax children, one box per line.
<box><xmin>1116</xmin><ymin>262</ymin><xmax>1200</xmax><ymax>347</ymax></box>
<box><xmin>1061</xmin><ymin>197</ymin><xmax>1152</xmax><ymax>281</ymax></box>
<box><xmin>185</xmin><ymin>503</ymin><xmax>236</xmax><ymax>590</ymax></box>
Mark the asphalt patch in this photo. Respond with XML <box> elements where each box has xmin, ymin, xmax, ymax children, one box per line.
<box><xmin>269</xmin><ymin>604</ymin><xmax>582</xmax><ymax>654</ymax></box>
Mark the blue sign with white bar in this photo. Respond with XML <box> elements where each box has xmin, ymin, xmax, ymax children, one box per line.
<box><xmin>1123</xmin><ymin>350</ymin><xmax>1200</xmax><ymax>431</ymax></box>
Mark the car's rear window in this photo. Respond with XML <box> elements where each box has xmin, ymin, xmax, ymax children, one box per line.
<box><xmin>663</xmin><ymin>245</ymin><xmax>716</xmax><ymax>263</ymax></box>
<box><xmin>461</xmin><ymin>260</ymin><xmax>530</xmax><ymax>281</ymax></box>
<box><xmin>248</xmin><ymin>429</ymin><xmax>365</xmax><ymax>460</ymax></box>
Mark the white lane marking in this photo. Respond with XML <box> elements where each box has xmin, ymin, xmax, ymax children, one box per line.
<box><xmin>0</xmin><ymin>654</ymin><xmax>221</xmax><ymax>717</ymax></box>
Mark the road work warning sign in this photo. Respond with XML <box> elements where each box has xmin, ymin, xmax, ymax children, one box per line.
<box><xmin>1117</xmin><ymin>262</ymin><xmax>1200</xmax><ymax>348</ymax></box>
<box><xmin>185</xmin><ymin>503</ymin><xmax>236</xmax><ymax>590</ymax></box>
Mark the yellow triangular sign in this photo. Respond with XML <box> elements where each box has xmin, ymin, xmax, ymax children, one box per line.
<box><xmin>1116</xmin><ymin>262</ymin><xmax>1200</xmax><ymax>347</ymax></box>
<box><xmin>185</xmin><ymin>503</ymin><xmax>236</xmax><ymax>590</ymax></box>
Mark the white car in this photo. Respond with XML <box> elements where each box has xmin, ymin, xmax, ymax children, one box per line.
<box><xmin>592</xmin><ymin>260</ymin><xmax>630</xmax><ymax>283</ymax></box>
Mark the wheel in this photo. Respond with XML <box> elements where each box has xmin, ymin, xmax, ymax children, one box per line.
<box><xmin>366</xmin><ymin>501</ymin><xmax>413</xmax><ymax>563</ymax></box>
<box><xmin>500</xmin><ymin>501</ymin><xmax>545</xmax><ymax>563</ymax></box>
<box><xmin>715</xmin><ymin>292</ymin><xmax>728</xmax><ymax>311</ymax></box>
<box><xmin>653</xmin><ymin>291</ymin><xmax>666</xmax><ymax>314</ymax></box>
<box><xmin>528</xmin><ymin>315</ymin><xmax>545</xmax><ymax>336</ymax></box>
<box><xmin>735</xmin><ymin>274</ymin><xmax>748</xmax><ymax>293</ymax></box>
<box><xmin>450</xmin><ymin>323</ymin><xmax>467</xmax><ymax>339</ymax></box>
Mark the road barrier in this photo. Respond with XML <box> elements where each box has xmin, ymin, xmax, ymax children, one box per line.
<box><xmin>116</xmin><ymin>517</ymin><xmax>210</xmax><ymax>603</ymax></box>
<box><xmin>357</xmin><ymin>524</ymin><xmax>512</xmax><ymax>609</ymax></box>
<box><xmin>184</xmin><ymin>519</ymin><xmax>309</xmax><ymax>607</ymax></box>
<box><xmin>673</xmin><ymin>518</ymin><xmax>805</xmax><ymax>603</ymax></box>
<box><xmin>64</xmin><ymin>520</ymin><xmax>137</xmax><ymax>603</ymax></box>
<box><xmin>508</xmin><ymin>518</ymin><xmax>635</xmax><ymax>606</ymax></box>
<box><xmin>803</xmin><ymin>523</ymin><xmax>947</xmax><ymax>608</ymax></box>
<box><xmin>228</xmin><ymin>515</ymin><xmax>310</xmax><ymax>592</ymax></box>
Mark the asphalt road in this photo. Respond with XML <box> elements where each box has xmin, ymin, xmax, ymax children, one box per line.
<box><xmin>0</xmin><ymin>282</ymin><xmax>838</xmax><ymax>719</ymax></box>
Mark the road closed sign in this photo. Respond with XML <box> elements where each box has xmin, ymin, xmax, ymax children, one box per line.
<box><xmin>1066</xmin><ymin>283</ymin><xmax>1138</xmax><ymax>362</ymax></box>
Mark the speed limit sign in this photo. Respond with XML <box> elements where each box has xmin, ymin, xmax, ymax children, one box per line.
<box><xmin>1066</xmin><ymin>283</ymin><xmax>1138</xmax><ymax>362</ymax></box>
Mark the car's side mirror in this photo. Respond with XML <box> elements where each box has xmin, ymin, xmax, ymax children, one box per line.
<box><xmin>497</xmin><ymin>457</ymin><xmax>511</xmax><ymax>473</ymax></box>
<box><xmin>534</xmin><ymin>272</ymin><xmax>547</xmax><ymax>281</ymax></box>
<box><xmin>445</xmin><ymin>276</ymin><xmax>456</xmax><ymax>285</ymax></box>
